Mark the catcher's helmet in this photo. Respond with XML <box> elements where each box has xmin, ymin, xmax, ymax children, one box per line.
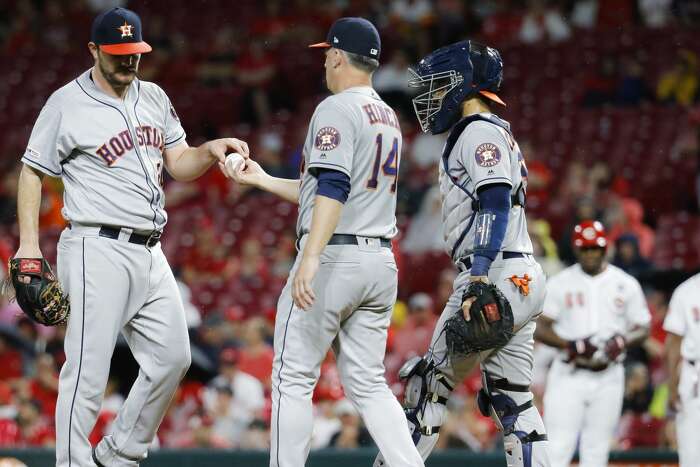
<box><xmin>572</xmin><ymin>220</ymin><xmax>608</xmax><ymax>249</ymax></box>
<box><xmin>408</xmin><ymin>40</ymin><xmax>504</xmax><ymax>134</ymax></box>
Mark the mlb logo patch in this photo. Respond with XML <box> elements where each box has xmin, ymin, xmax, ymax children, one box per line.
<box><xmin>26</xmin><ymin>147</ymin><xmax>41</xmax><ymax>158</ymax></box>
<box><xmin>475</xmin><ymin>143</ymin><xmax>501</xmax><ymax>167</ymax></box>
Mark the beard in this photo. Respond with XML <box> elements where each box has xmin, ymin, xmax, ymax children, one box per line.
<box><xmin>98</xmin><ymin>55</ymin><xmax>138</xmax><ymax>89</ymax></box>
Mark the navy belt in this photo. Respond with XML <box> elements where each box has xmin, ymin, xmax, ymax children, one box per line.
<box><xmin>98</xmin><ymin>226</ymin><xmax>162</xmax><ymax>247</ymax></box>
<box><xmin>327</xmin><ymin>234</ymin><xmax>391</xmax><ymax>248</ymax></box>
<box><xmin>458</xmin><ymin>251</ymin><xmax>527</xmax><ymax>270</ymax></box>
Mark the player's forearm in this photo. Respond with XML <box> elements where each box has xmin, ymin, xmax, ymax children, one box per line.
<box><xmin>16</xmin><ymin>164</ymin><xmax>44</xmax><ymax>253</ymax></box>
<box><xmin>257</xmin><ymin>176</ymin><xmax>301</xmax><ymax>204</ymax></box>
<box><xmin>167</xmin><ymin>145</ymin><xmax>217</xmax><ymax>182</ymax></box>
<box><xmin>624</xmin><ymin>325</ymin><xmax>649</xmax><ymax>348</ymax></box>
<box><xmin>534</xmin><ymin>316</ymin><xmax>568</xmax><ymax>349</ymax></box>
<box><xmin>665</xmin><ymin>333</ymin><xmax>683</xmax><ymax>393</ymax></box>
<box><xmin>302</xmin><ymin>195</ymin><xmax>343</xmax><ymax>258</ymax></box>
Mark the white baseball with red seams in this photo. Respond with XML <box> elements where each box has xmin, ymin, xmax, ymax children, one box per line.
<box><xmin>225</xmin><ymin>152</ymin><xmax>245</xmax><ymax>173</ymax></box>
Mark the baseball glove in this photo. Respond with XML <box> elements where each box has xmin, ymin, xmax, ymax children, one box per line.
<box><xmin>444</xmin><ymin>281</ymin><xmax>514</xmax><ymax>358</ymax></box>
<box><xmin>5</xmin><ymin>258</ymin><xmax>69</xmax><ymax>326</ymax></box>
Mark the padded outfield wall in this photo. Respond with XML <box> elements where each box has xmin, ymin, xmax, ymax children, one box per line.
<box><xmin>0</xmin><ymin>448</ymin><xmax>679</xmax><ymax>466</ymax></box>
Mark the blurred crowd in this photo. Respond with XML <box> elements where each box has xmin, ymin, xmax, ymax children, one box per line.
<box><xmin>1</xmin><ymin>0</ymin><xmax>700</xmax><ymax>454</ymax></box>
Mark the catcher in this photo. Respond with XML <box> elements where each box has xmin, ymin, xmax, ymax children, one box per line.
<box><xmin>374</xmin><ymin>41</ymin><xmax>550</xmax><ymax>467</ymax></box>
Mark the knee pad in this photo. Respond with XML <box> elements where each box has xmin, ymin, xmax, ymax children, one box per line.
<box><xmin>398</xmin><ymin>356</ymin><xmax>454</xmax><ymax>440</ymax></box>
<box><xmin>477</xmin><ymin>374</ymin><xmax>547</xmax><ymax>467</ymax></box>
<box><xmin>503</xmin><ymin>430</ymin><xmax>548</xmax><ymax>467</ymax></box>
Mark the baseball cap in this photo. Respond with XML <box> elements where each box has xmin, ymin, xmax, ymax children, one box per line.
<box><xmin>91</xmin><ymin>7</ymin><xmax>152</xmax><ymax>55</ymax></box>
<box><xmin>572</xmin><ymin>220</ymin><xmax>608</xmax><ymax>249</ymax></box>
<box><xmin>309</xmin><ymin>17</ymin><xmax>381</xmax><ymax>60</ymax></box>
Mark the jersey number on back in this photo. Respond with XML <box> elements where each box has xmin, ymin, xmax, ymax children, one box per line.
<box><xmin>366</xmin><ymin>133</ymin><xmax>398</xmax><ymax>193</ymax></box>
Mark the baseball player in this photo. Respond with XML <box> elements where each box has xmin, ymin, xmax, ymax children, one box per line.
<box><xmin>375</xmin><ymin>40</ymin><xmax>551</xmax><ymax>467</ymax></box>
<box><xmin>663</xmin><ymin>272</ymin><xmax>700</xmax><ymax>467</ymax></box>
<box><xmin>14</xmin><ymin>8</ymin><xmax>248</xmax><ymax>467</ymax></box>
<box><xmin>535</xmin><ymin>220</ymin><xmax>650</xmax><ymax>467</ymax></box>
<box><xmin>223</xmin><ymin>17</ymin><xmax>423</xmax><ymax>467</ymax></box>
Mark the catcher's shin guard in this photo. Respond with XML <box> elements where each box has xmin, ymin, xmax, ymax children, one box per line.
<box><xmin>477</xmin><ymin>374</ymin><xmax>549</xmax><ymax>467</ymax></box>
<box><xmin>373</xmin><ymin>356</ymin><xmax>454</xmax><ymax>466</ymax></box>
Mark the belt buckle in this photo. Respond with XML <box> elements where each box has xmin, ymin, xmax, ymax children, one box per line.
<box><xmin>146</xmin><ymin>230</ymin><xmax>162</xmax><ymax>247</ymax></box>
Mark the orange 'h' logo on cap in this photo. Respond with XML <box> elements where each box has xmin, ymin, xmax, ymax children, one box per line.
<box><xmin>117</xmin><ymin>21</ymin><xmax>133</xmax><ymax>38</ymax></box>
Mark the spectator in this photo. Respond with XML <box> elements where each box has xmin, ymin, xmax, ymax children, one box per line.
<box><xmin>310</xmin><ymin>399</ymin><xmax>341</xmax><ymax>449</ymax></box>
<box><xmin>656</xmin><ymin>50</ymin><xmax>699</xmax><ymax>107</ymax></box>
<box><xmin>581</xmin><ymin>57</ymin><xmax>618</xmax><ymax>107</ymax></box>
<box><xmin>401</xmin><ymin>186</ymin><xmax>445</xmax><ymax>254</ymax></box>
<box><xmin>373</xmin><ymin>50</ymin><xmax>413</xmax><ymax>118</ymax></box>
<box><xmin>28</xmin><ymin>354</ymin><xmax>59</xmax><ymax>419</ymax></box>
<box><xmin>0</xmin><ymin>399</ymin><xmax>54</xmax><ymax>447</ymax></box>
<box><xmin>328</xmin><ymin>399</ymin><xmax>374</xmax><ymax>448</ymax></box>
<box><xmin>518</xmin><ymin>0</ymin><xmax>572</xmax><ymax>44</ymax></box>
<box><xmin>234</xmin><ymin>40</ymin><xmax>277</xmax><ymax>125</ymax></box>
<box><xmin>204</xmin><ymin>347</ymin><xmax>265</xmax><ymax>434</ymax></box>
<box><xmin>616</xmin><ymin>57</ymin><xmax>652</xmax><ymax>106</ymax></box>
<box><xmin>638</xmin><ymin>0</ymin><xmax>673</xmax><ymax>28</ymax></box>
<box><xmin>0</xmin><ymin>337</ymin><xmax>23</xmax><ymax>381</ymax></box>
<box><xmin>612</xmin><ymin>234</ymin><xmax>653</xmax><ymax>279</ymax></box>
<box><xmin>608</xmin><ymin>198</ymin><xmax>656</xmax><ymax>259</ymax></box>
<box><xmin>392</xmin><ymin>293</ymin><xmax>438</xmax><ymax>361</ymax></box>
<box><xmin>529</xmin><ymin>219</ymin><xmax>564</xmax><ymax>277</ymax></box>
<box><xmin>409</xmin><ymin>131</ymin><xmax>447</xmax><ymax>170</ymax></box>
<box><xmin>236</xmin><ymin>318</ymin><xmax>274</xmax><ymax>389</ymax></box>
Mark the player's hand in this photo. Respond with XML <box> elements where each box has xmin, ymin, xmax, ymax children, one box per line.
<box><xmin>604</xmin><ymin>334</ymin><xmax>626</xmax><ymax>361</ymax></box>
<box><xmin>205</xmin><ymin>138</ymin><xmax>250</xmax><ymax>163</ymax></box>
<box><xmin>461</xmin><ymin>275</ymin><xmax>489</xmax><ymax>321</ymax></box>
<box><xmin>566</xmin><ymin>337</ymin><xmax>598</xmax><ymax>361</ymax></box>
<box><xmin>668</xmin><ymin>385</ymin><xmax>681</xmax><ymax>414</ymax></box>
<box><xmin>13</xmin><ymin>245</ymin><xmax>43</xmax><ymax>260</ymax></box>
<box><xmin>292</xmin><ymin>255</ymin><xmax>319</xmax><ymax>310</ymax></box>
<box><xmin>219</xmin><ymin>158</ymin><xmax>268</xmax><ymax>188</ymax></box>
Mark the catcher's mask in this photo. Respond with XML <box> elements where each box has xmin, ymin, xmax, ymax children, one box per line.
<box><xmin>408</xmin><ymin>40</ymin><xmax>505</xmax><ymax>135</ymax></box>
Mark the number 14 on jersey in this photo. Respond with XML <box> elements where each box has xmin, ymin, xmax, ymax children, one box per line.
<box><xmin>367</xmin><ymin>133</ymin><xmax>399</xmax><ymax>193</ymax></box>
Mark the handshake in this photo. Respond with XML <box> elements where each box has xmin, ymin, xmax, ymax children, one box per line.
<box><xmin>566</xmin><ymin>334</ymin><xmax>627</xmax><ymax>367</ymax></box>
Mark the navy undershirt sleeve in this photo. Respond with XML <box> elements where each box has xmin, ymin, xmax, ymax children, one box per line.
<box><xmin>314</xmin><ymin>168</ymin><xmax>351</xmax><ymax>203</ymax></box>
<box><xmin>471</xmin><ymin>183</ymin><xmax>511</xmax><ymax>276</ymax></box>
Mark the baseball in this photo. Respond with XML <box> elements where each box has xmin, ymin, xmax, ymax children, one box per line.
<box><xmin>225</xmin><ymin>152</ymin><xmax>245</xmax><ymax>173</ymax></box>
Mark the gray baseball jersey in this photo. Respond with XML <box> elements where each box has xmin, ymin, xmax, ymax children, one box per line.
<box><xmin>21</xmin><ymin>69</ymin><xmax>186</xmax><ymax>232</ymax></box>
<box><xmin>23</xmin><ymin>68</ymin><xmax>191</xmax><ymax>467</ymax></box>
<box><xmin>439</xmin><ymin>113</ymin><xmax>532</xmax><ymax>260</ymax></box>
<box><xmin>272</xmin><ymin>86</ymin><xmax>424</xmax><ymax>467</ymax></box>
<box><xmin>296</xmin><ymin>86</ymin><xmax>400</xmax><ymax>239</ymax></box>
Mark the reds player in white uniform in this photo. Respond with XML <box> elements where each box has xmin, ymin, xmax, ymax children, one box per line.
<box><xmin>224</xmin><ymin>17</ymin><xmax>423</xmax><ymax>467</ymax></box>
<box><xmin>664</xmin><ymin>272</ymin><xmax>700</xmax><ymax>467</ymax></box>
<box><xmin>15</xmin><ymin>8</ymin><xmax>248</xmax><ymax>467</ymax></box>
<box><xmin>535</xmin><ymin>220</ymin><xmax>651</xmax><ymax>467</ymax></box>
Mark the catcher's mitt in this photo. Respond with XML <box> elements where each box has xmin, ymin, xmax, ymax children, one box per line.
<box><xmin>444</xmin><ymin>281</ymin><xmax>514</xmax><ymax>357</ymax></box>
<box><xmin>6</xmin><ymin>258</ymin><xmax>69</xmax><ymax>326</ymax></box>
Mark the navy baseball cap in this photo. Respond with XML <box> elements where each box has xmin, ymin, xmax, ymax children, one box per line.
<box><xmin>91</xmin><ymin>7</ymin><xmax>151</xmax><ymax>55</ymax></box>
<box><xmin>309</xmin><ymin>17</ymin><xmax>380</xmax><ymax>60</ymax></box>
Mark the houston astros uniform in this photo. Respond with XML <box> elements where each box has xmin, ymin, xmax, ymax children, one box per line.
<box><xmin>542</xmin><ymin>263</ymin><xmax>650</xmax><ymax>467</ymax></box>
<box><xmin>375</xmin><ymin>112</ymin><xmax>551</xmax><ymax>466</ymax></box>
<box><xmin>269</xmin><ymin>84</ymin><xmax>424</xmax><ymax>466</ymax></box>
<box><xmin>663</xmin><ymin>273</ymin><xmax>700</xmax><ymax>467</ymax></box>
<box><xmin>21</xmin><ymin>64</ymin><xmax>190</xmax><ymax>467</ymax></box>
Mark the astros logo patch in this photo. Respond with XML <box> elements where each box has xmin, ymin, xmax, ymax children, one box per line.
<box><xmin>475</xmin><ymin>143</ymin><xmax>501</xmax><ymax>167</ymax></box>
<box><xmin>315</xmin><ymin>127</ymin><xmax>340</xmax><ymax>151</ymax></box>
